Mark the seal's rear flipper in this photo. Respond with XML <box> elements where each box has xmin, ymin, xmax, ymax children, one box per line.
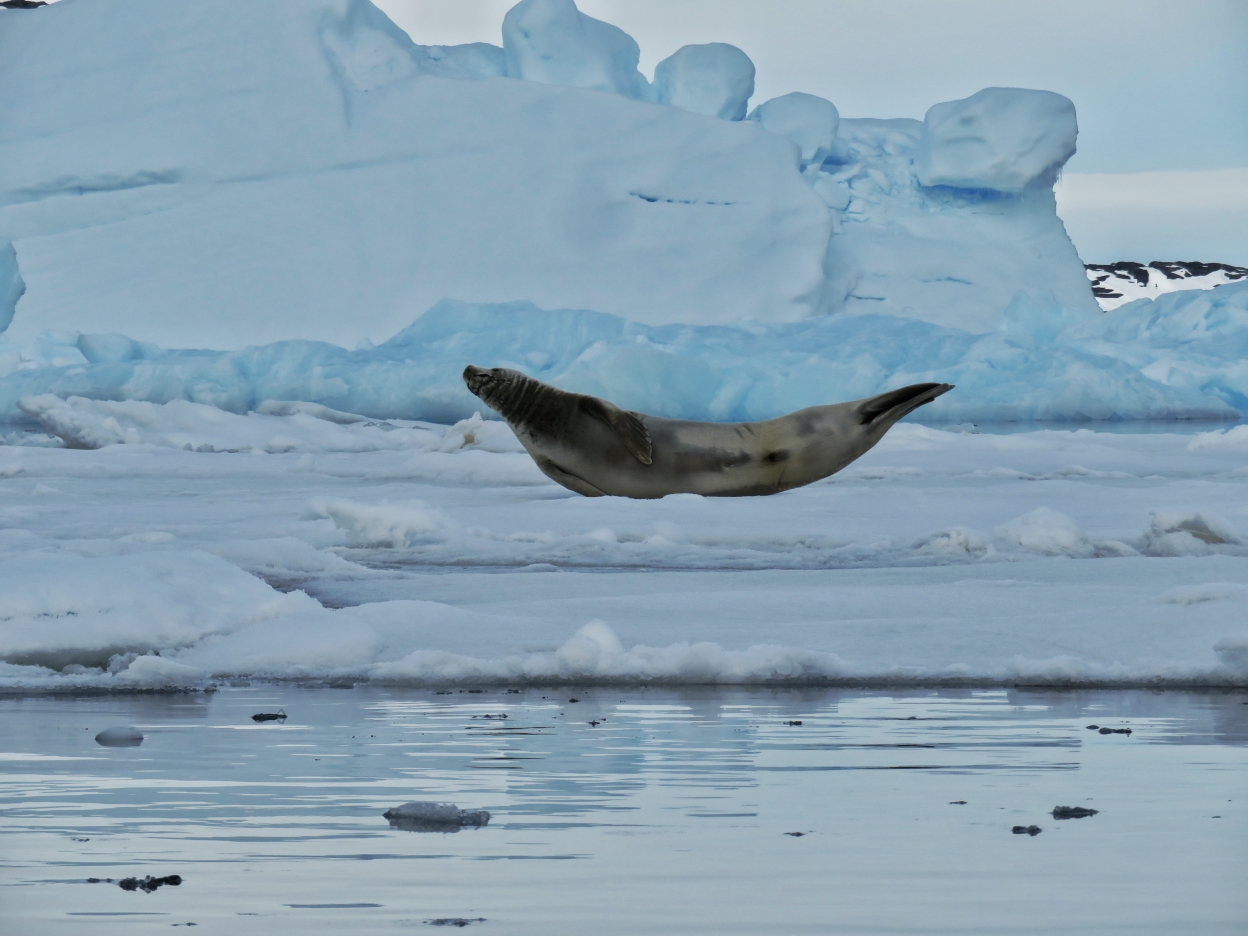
<box><xmin>858</xmin><ymin>383</ymin><xmax>954</xmax><ymax>425</ymax></box>
<box><xmin>580</xmin><ymin>397</ymin><xmax>653</xmax><ymax>465</ymax></box>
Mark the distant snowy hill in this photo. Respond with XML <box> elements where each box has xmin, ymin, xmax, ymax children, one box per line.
<box><xmin>1087</xmin><ymin>261</ymin><xmax>1248</xmax><ymax>311</ymax></box>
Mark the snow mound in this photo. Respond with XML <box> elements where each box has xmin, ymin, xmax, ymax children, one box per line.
<box><xmin>304</xmin><ymin>497</ymin><xmax>454</xmax><ymax>547</ymax></box>
<box><xmin>653</xmin><ymin>43</ymin><xmax>754</xmax><ymax>120</ymax></box>
<box><xmin>1086</xmin><ymin>261</ymin><xmax>1248</xmax><ymax>311</ymax></box>
<box><xmin>997</xmin><ymin>508</ymin><xmax>1108</xmax><ymax>559</ymax></box>
<box><xmin>749</xmin><ymin>92</ymin><xmax>840</xmax><ymax>168</ymax></box>
<box><xmin>0</xmin><ymin>551</ymin><xmax>314</xmax><ymax>676</ymax></box>
<box><xmin>502</xmin><ymin>0</ymin><xmax>649</xmax><ymax>100</ymax></box>
<box><xmin>1137</xmin><ymin>510</ymin><xmax>1242</xmax><ymax>557</ymax></box>
<box><xmin>917</xmin><ymin>87</ymin><xmax>1077</xmax><ymax>192</ymax></box>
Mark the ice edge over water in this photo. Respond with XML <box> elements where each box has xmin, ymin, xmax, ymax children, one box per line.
<box><xmin>3</xmin><ymin>617</ymin><xmax>1244</xmax><ymax>692</ymax></box>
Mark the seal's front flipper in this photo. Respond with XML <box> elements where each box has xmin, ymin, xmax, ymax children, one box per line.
<box><xmin>857</xmin><ymin>383</ymin><xmax>954</xmax><ymax>425</ymax></box>
<box><xmin>535</xmin><ymin>456</ymin><xmax>607</xmax><ymax>497</ymax></box>
<box><xmin>579</xmin><ymin>397</ymin><xmax>653</xmax><ymax>465</ymax></box>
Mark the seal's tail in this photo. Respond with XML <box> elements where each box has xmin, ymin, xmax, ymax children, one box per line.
<box><xmin>857</xmin><ymin>382</ymin><xmax>954</xmax><ymax>425</ymax></box>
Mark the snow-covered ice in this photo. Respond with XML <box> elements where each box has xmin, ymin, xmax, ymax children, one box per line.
<box><xmin>2</xmin><ymin>413</ymin><xmax>1247</xmax><ymax>691</ymax></box>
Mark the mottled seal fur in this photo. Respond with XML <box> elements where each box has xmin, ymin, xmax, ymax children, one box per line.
<box><xmin>463</xmin><ymin>365</ymin><xmax>953</xmax><ymax>498</ymax></box>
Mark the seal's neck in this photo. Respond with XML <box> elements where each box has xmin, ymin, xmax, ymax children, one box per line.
<box><xmin>489</xmin><ymin>372</ymin><xmax>565</xmax><ymax>431</ymax></box>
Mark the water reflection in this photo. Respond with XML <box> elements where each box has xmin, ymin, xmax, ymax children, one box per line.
<box><xmin>1</xmin><ymin>687</ymin><xmax>1244</xmax><ymax>933</ymax></box>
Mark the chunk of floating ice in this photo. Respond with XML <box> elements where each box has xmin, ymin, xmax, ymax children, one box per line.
<box><xmin>118</xmin><ymin>874</ymin><xmax>181</xmax><ymax>892</ymax></box>
<box><xmin>382</xmin><ymin>802</ymin><xmax>490</xmax><ymax>832</ymax></box>
<box><xmin>94</xmin><ymin>726</ymin><xmax>143</xmax><ymax>747</ymax></box>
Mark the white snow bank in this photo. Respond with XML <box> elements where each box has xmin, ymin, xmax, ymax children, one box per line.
<box><xmin>653</xmin><ymin>43</ymin><xmax>754</xmax><ymax>120</ymax></box>
<box><xmin>749</xmin><ymin>92</ymin><xmax>840</xmax><ymax>167</ymax></box>
<box><xmin>0</xmin><ymin>551</ymin><xmax>314</xmax><ymax>674</ymax></box>
<box><xmin>917</xmin><ymin>87</ymin><xmax>1078</xmax><ymax>192</ymax></box>
<box><xmin>13</xmin><ymin>394</ymin><xmax>522</xmax><ymax>454</ymax></box>
<box><xmin>6</xmin><ymin>288</ymin><xmax>1246</xmax><ymax>426</ymax></box>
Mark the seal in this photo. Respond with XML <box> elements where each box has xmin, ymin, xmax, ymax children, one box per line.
<box><xmin>463</xmin><ymin>365</ymin><xmax>953</xmax><ymax>498</ymax></box>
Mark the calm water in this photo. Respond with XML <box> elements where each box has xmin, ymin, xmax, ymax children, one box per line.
<box><xmin>1</xmin><ymin>687</ymin><xmax>1245</xmax><ymax>934</ymax></box>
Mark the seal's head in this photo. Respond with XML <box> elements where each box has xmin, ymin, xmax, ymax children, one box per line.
<box><xmin>463</xmin><ymin>365</ymin><xmax>529</xmax><ymax>415</ymax></box>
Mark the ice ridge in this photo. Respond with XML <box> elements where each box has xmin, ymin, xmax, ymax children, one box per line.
<box><xmin>6</xmin><ymin>285</ymin><xmax>1248</xmax><ymax>426</ymax></box>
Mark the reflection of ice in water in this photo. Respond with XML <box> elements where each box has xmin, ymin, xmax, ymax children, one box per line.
<box><xmin>0</xmin><ymin>687</ymin><xmax>1243</xmax><ymax>933</ymax></box>
<box><xmin>383</xmin><ymin>801</ymin><xmax>490</xmax><ymax>832</ymax></box>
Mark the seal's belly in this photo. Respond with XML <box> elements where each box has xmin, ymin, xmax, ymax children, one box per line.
<box><xmin>537</xmin><ymin>417</ymin><xmax>817</xmax><ymax>498</ymax></box>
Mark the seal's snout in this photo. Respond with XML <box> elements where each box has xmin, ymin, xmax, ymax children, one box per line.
<box><xmin>463</xmin><ymin>365</ymin><xmax>491</xmax><ymax>398</ymax></box>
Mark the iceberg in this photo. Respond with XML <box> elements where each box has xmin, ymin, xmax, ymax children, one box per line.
<box><xmin>2</xmin><ymin>0</ymin><xmax>1098</xmax><ymax>347</ymax></box>
<box><xmin>0</xmin><ymin>0</ymin><xmax>1243</xmax><ymax>426</ymax></box>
